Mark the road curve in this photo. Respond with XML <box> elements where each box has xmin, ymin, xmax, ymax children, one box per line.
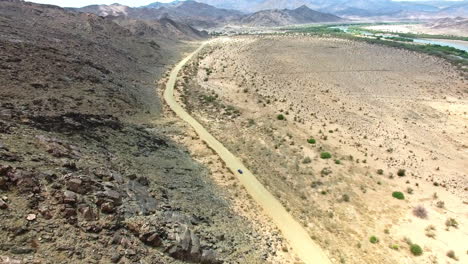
<box><xmin>164</xmin><ymin>41</ymin><xmax>332</xmax><ymax>264</ymax></box>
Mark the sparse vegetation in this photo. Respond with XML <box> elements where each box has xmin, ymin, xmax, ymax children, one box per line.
<box><xmin>410</xmin><ymin>244</ymin><xmax>423</xmax><ymax>256</ymax></box>
<box><xmin>302</xmin><ymin>157</ymin><xmax>312</xmax><ymax>164</ymax></box>
<box><xmin>320</xmin><ymin>152</ymin><xmax>332</xmax><ymax>159</ymax></box>
<box><xmin>390</xmin><ymin>244</ymin><xmax>399</xmax><ymax>250</ymax></box>
<box><xmin>277</xmin><ymin>114</ymin><xmax>285</xmax><ymax>120</ymax></box>
<box><xmin>447</xmin><ymin>250</ymin><xmax>458</xmax><ymax>260</ymax></box>
<box><xmin>369</xmin><ymin>236</ymin><xmax>379</xmax><ymax>244</ymax></box>
<box><xmin>307</xmin><ymin>138</ymin><xmax>316</xmax><ymax>144</ymax></box>
<box><xmin>392</xmin><ymin>191</ymin><xmax>405</xmax><ymax>200</ymax></box>
<box><xmin>334</xmin><ymin>159</ymin><xmax>341</xmax><ymax>165</ymax></box>
<box><xmin>436</xmin><ymin>201</ymin><xmax>445</xmax><ymax>208</ymax></box>
<box><xmin>377</xmin><ymin>169</ymin><xmax>384</xmax><ymax>175</ymax></box>
<box><xmin>342</xmin><ymin>194</ymin><xmax>350</xmax><ymax>202</ymax></box>
<box><xmin>397</xmin><ymin>169</ymin><xmax>406</xmax><ymax>177</ymax></box>
<box><xmin>413</xmin><ymin>205</ymin><xmax>428</xmax><ymax>219</ymax></box>
<box><xmin>445</xmin><ymin>218</ymin><xmax>459</xmax><ymax>229</ymax></box>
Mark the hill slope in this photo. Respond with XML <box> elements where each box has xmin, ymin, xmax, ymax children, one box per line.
<box><xmin>76</xmin><ymin>1</ymin><xmax>243</xmax><ymax>28</ymax></box>
<box><xmin>240</xmin><ymin>5</ymin><xmax>342</xmax><ymax>27</ymax></box>
<box><xmin>0</xmin><ymin>1</ymin><xmax>283</xmax><ymax>263</ymax></box>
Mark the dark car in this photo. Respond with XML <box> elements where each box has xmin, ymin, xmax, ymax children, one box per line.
<box><xmin>237</xmin><ymin>169</ymin><xmax>243</xmax><ymax>174</ymax></box>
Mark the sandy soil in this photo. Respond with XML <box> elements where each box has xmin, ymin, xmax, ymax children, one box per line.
<box><xmin>365</xmin><ymin>24</ymin><xmax>468</xmax><ymax>37</ymax></box>
<box><xmin>178</xmin><ymin>36</ymin><xmax>468</xmax><ymax>264</ymax></box>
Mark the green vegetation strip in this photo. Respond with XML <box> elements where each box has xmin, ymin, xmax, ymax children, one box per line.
<box><xmin>283</xmin><ymin>25</ymin><xmax>468</xmax><ymax>71</ymax></box>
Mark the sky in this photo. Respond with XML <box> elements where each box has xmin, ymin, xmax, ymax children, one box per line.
<box><xmin>26</xmin><ymin>0</ymin><xmax>463</xmax><ymax>8</ymax></box>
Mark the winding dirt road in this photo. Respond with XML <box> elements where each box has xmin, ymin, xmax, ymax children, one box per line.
<box><xmin>164</xmin><ymin>41</ymin><xmax>332</xmax><ymax>264</ymax></box>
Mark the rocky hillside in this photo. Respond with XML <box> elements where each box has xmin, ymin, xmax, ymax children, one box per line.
<box><xmin>195</xmin><ymin>0</ymin><xmax>468</xmax><ymax>18</ymax></box>
<box><xmin>76</xmin><ymin>1</ymin><xmax>243</xmax><ymax>29</ymax></box>
<box><xmin>428</xmin><ymin>16</ymin><xmax>468</xmax><ymax>33</ymax></box>
<box><xmin>0</xmin><ymin>1</ymin><xmax>278</xmax><ymax>263</ymax></box>
<box><xmin>240</xmin><ymin>5</ymin><xmax>342</xmax><ymax>27</ymax></box>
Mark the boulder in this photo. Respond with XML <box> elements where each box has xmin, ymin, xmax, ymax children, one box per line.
<box><xmin>0</xmin><ymin>198</ymin><xmax>8</xmax><ymax>209</ymax></box>
<box><xmin>63</xmin><ymin>190</ymin><xmax>78</xmax><ymax>204</ymax></box>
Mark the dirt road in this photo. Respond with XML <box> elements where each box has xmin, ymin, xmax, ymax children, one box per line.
<box><xmin>163</xmin><ymin>41</ymin><xmax>332</xmax><ymax>264</ymax></box>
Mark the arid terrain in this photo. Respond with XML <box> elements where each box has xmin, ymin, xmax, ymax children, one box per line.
<box><xmin>177</xmin><ymin>35</ymin><xmax>468</xmax><ymax>263</ymax></box>
<box><xmin>0</xmin><ymin>1</ymin><xmax>294</xmax><ymax>263</ymax></box>
<box><xmin>365</xmin><ymin>18</ymin><xmax>468</xmax><ymax>37</ymax></box>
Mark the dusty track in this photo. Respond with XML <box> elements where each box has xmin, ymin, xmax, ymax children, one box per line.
<box><xmin>163</xmin><ymin>41</ymin><xmax>332</xmax><ymax>264</ymax></box>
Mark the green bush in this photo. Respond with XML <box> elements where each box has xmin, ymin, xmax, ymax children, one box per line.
<box><xmin>410</xmin><ymin>244</ymin><xmax>423</xmax><ymax>256</ymax></box>
<box><xmin>307</xmin><ymin>138</ymin><xmax>316</xmax><ymax>144</ymax></box>
<box><xmin>369</xmin><ymin>236</ymin><xmax>379</xmax><ymax>244</ymax></box>
<box><xmin>320</xmin><ymin>152</ymin><xmax>332</xmax><ymax>159</ymax></box>
<box><xmin>392</xmin><ymin>191</ymin><xmax>405</xmax><ymax>200</ymax></box>
<box><xmin>334</xmin><ymin>159</ymin><xmax>341</xmax><ymax>164</ymax></box>
<box><xmin>277</xmin><ymin>114</ymin><xmax>285</xmax><ymax>120</ymax></box>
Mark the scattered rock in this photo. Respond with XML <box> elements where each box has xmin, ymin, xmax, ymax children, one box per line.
<box><xmin>100</xmin><ymin>202</ymin><xmax>114</xmax><ymax>214</ymax></box>
<box><xmin>110</xmin><ymin>253</ymin><xmax>122</xmax><ymax>263</ymax></box>
<box><xmin>0</xmin><ymin>198</ymin><xmax>8</xmax><ymax>209</ymax></box>
<box><xmin>66</xmin><ymin>178</ymin><xmax>83</xmax><ymax>193</ymax></box>
<box><xmin>0</xmin><ymin>255</ymin><xmax>21</xmax><ymax>264</ymax></box>
<box><xmin>26</xmin><ymin>214</ymin><xmax>36</xmax><ymax>221</ymax></box>
<box><xmin>10</xmin><ymin>247</ymin><xmax>35</xmax><ymax>254</ymax></box>
<box><xmin>201</xmin><ymin>249</ymin><xmax>219</xmax><ymax>264</ymax></box>
<box><xmin>63</xmin><ymin>190</ymin><xmax>78</xmax><ymax>204</ymax></box>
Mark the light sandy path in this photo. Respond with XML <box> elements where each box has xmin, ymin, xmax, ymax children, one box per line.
<box><xmin>164</xmin><ymin>40</ymin><xmax>332</xmax><ymax>264</ymax></box>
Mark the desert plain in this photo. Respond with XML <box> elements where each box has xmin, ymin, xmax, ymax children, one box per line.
<box><xmin>168</xmin><ymin>35</ymin><xmax>468</xmax><ymax>264</ymax></box>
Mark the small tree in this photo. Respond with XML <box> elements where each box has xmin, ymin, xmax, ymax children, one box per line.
<box><xmin>397</xmin><ymin>169</ymin><xmax>406</xmax><ymax>177</ymax></box>
<box><xmin>307</xmin><ymin>138</ymin><xmax>316</xmax><ymax>144</ymax></box>
<box><xmin>277</xmin><ymin>114</ymin><xmax>285</xmax><ymax>120</ymax></box>
<box><xmin>320</xmin><ymin>152</ymin><xmax>332</xmax><ymax>159</ymax></box>
<box><xmin>369</xmin><ymin>236</ymin><xmax>379</xmax><ymax>244</ymax></box>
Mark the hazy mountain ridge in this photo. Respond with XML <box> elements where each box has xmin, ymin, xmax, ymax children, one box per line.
<box><xmin>241</xmin><ymin>5</ymin><xmax>342</xmax><ymax>27</ymax></box>
<box><xmin>193</xmin><ymin>0</ymin><xmax>468</xmax><ymax>18</ymax></box>
<box><xmin>75</xmin><ymin>1</ymin><xmax>243</xmax><ymax>28</ymax></box>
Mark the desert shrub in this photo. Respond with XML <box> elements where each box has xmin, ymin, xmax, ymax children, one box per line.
<box><xmin>321</xmin><ymin>167</ymin><xmax>332</xmax><ymax>176</ymax></box>
<box><xmin>410</xmin><ymin>244</ymin><xmax>423</xmax><ymax>256</ymax></box>
<box><xmin>425</xmin><ymin>225</ymin><xmax>436</xmax><ymax>239</ymax></box>
<box><xmin>377</xmin><ymin>169</ymin><xmax>384</xmax><ymax>175</ymax></box>
<box><xmin>277</xmin><ymin>114</ymin><xmax>285</xmax><ymax>120</ymax></box>
<box><xmin>436</xmin><ymin>201</ymin><xmax>445</xmax><ymax>208</ymax></box>
<box><xmin>397</xmin><ymin>169</ymin><xmax>406</xmax><ymax>177</ymax></box>
<box><xmin>392</xmin><ymin>191</ymin><xmax>405</xmax><ymax>200</ymax></box>
<box><xmin>413</xmin><ymin>206</ymin><xmax>428</xmax><ymax>219</ymax></box>
<box><xmin>320</xmin><ymin>152</ymin><xmax>332</xmax><ymax>159</ymax></box>
<box><xmin>202</xmin><ymin>95</ymin><xmax>216</xmax><ymax>102</ymax></box>
<box><xmin>446</xmin><ymin>250</ymin><xmax>458</xmax><ymax>260</ymax></box>
<box><xmin>307</xmin><ymin>138</ymin><xmax>316</xmax><ymax>144</ymax></box>
<box><xmin>369</xmin><ymin>236</ymin><xmax>379</xmax><ymax>244</ymax></box>
<box><xmin>390</xmin><ymin>244</ymin><xmax>399</xmax><ymax>250</ymax></box>
<box><xmin>407</xmin><ymin>187</ymin><xmax>414</xmax><ymax>194</ymax></box>
<box><xmin>445</xmin><ymin>218</ymin><xmax>458</xmax><ymax>229</ymax></box>
<box><xmin>342</xmin><ymin>194</ymin><xmax>350</xmax><ymax>202</ymax></box>
<box><xmin>334</xmin><ymin>159</ymin><xmax>341</xmax><ymax>164</ymax></box>
<box><xmin>302</xmin><ymin>157</ymin><xmax>312</xmax><ymax>164</ymax></box>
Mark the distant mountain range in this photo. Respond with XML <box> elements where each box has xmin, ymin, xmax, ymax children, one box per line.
<box><xmin>73</xmin><ymin>0</ymin><xmax>468</xmax><ymax>29</ymax></box>
<box><xmin>192</xmin><ymin>0</ymin><xmax>468</xmax><ymax>18</ymax></box>
<box><xmin>241</xmin><ymin>5</ymin><xmax>342</xmax><ymax>27</ymax></box>
<box><xmin>74</xmin><ymin>1</ymin><xmax>342</xmax><ymax>28</ymax></box>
